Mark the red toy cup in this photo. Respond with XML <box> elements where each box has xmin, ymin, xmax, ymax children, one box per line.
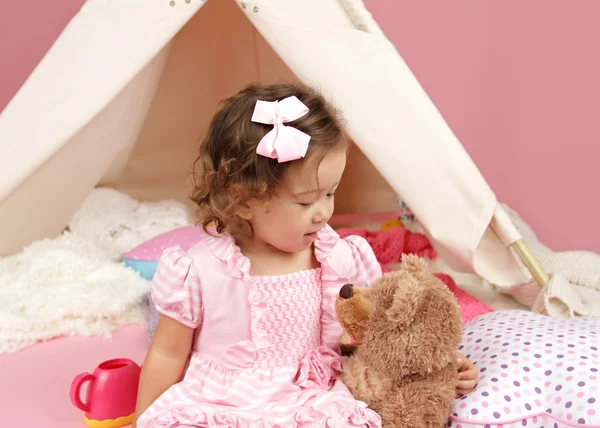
<box><xmin>70</xmin><ymin>358</ymin><xmax>141</xmax><ymax>428</ymax></box>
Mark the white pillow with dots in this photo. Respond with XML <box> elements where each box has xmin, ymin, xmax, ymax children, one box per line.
<box><xmin>447</xmin><ymin>310</ymin><xmax>599</xmax><ymax>428</ymax></box>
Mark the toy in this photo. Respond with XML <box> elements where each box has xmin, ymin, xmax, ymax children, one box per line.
<box><xmin>336</xmin><ymin>227</ymin><xmax>491</xmax><ymax>324</ymax></box>
<box><xmin>70</xmin><ymin>358</ymin><xmax>141</xmax><ymax>428</ymax></box>
<box><xmin>335</xmin><ymin>255</ymin><xmax>463</xmax><ymax>427</ymax></box>
<box><xmin>381</xmin><ymin>217</ymin><xmax>404</xmax><ymax>232</ymax></box>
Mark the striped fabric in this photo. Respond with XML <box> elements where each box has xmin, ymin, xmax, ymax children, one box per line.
<box><xmin>151</xmin><ymin>247</ymin><xmax>203</xmax><ymax>329</ymax></box>
<box><xmin>137</xmin><ymin>225</ymin><xmax>383</xmax><ymax>427</ymax></box>
<box><xmin>343</xmin><ymin>235</ymin><xmax>383</xmax><ymax>288</ymax></box>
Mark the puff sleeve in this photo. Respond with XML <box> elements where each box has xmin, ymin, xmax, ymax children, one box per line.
<box><xmin>315</xmin><ymin>226</ymin><xmax>383</xmax><ymax>351</ymax></box>
<box><xmin>150</xmin><ymin>246</ymin><xmax>203</xmax><ymax>329</ymax></box>
<box><xmin>342</xmin><ymin>235</ymin><xmax>383</xmax><ymax>287</ymax></box>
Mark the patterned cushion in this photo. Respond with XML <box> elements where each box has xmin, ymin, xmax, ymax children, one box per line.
<box><xmin>448</xmin><ymin>310</ymin><xmax>599</xmax><ymax>427</ymax></box>
<box><xmin>122</xmin><ymin>225</ymin><xmax>206</xmax><ymax>279</ymax></box>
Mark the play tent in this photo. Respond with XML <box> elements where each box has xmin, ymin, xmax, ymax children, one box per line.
<box><xmin>0</xmin><ymin>0</ymin><xmax>547</xmax><ymax>290</ymax></box>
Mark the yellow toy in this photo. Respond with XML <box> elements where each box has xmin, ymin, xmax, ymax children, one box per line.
<box><xmin>381</xmin><ymin>218</ymin><xmax>404</xmax><ymax>232</ymax></box>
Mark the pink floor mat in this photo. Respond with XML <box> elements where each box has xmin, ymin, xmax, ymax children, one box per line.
<box><xmin>0</xmin><ymin>325</ymin><xmax>148</xmax><ymax>428</ymax></box>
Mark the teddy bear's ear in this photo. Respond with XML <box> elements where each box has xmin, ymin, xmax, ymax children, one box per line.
<box><xmin>399</xmin><ymin>254</ymin><xmax>428</xmax><ymax>273</ymax></box>
<box><xmin>385</xmin><ymin>273</ymin><xmax>423</xmax><ymax>327</ymax></box>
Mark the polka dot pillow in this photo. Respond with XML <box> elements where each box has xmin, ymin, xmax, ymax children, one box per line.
<box><xmin>449</xmin><ymin>310</ymin><xmax>599</xmax><ymax>427</ymax></box>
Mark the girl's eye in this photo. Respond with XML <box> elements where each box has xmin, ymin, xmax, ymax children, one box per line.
<box><xmin>299</xmin><ymin>202</ymin><xmax>315</xmax><ymax>208</ymax></box>
<box><xmin>327</xmin><ymin>193</ymin><xmax>336</xmax><ymax>198</ymax></box>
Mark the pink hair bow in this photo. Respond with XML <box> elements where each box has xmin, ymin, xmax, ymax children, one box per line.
<box><xmin>251</xmin><ymin>96</ymin><xmax>311</xmax><ymax>163</ymax></box>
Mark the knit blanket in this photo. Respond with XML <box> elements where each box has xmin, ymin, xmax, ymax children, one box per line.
<box><xmin>0</xmin><ymin>188</ymin><xmax>194</xmax><ymax>354</ymax></box>
<box><xmin>337</xmin><ymin>227</ymin><xmax>493</xmax><ymax>324</ymax></box>
<box><xmin>500</xmin><ymin>204</ymin><xmax>600</xmax><ymax>318</ymax></box>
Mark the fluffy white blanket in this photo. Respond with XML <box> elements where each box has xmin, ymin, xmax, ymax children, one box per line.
<box><xmin>0</xmin><ymin>188</ymin><xmax>194</xmax><ymax>354</ymax></box>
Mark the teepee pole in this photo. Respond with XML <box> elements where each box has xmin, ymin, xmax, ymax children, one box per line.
<box><xmin>511</xmin><ymin>240</ymin><xmax>550</xmax><ymax>287</ymax></box>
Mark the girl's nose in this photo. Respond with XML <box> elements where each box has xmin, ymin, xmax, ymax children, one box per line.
<box><xmin>313</xmin><ymin>201</ymin><xmax>331</xmax><ymax>223</ymax></box>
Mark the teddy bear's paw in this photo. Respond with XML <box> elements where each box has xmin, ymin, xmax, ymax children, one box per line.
<box><xmin>341</xmin><ymin>355</ymin><xmax>392</xmax><ymax>404</ymax></box>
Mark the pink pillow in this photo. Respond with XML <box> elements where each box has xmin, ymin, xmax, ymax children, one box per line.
<box><xmin>124</xmin><ymin>225</ymin><xmax>206</xmax><ymax>261</ymax></box>
<box><xmin>122</xmin><ymin>226</ymin><xmax>207</xmax><ymax>279</ymax></box>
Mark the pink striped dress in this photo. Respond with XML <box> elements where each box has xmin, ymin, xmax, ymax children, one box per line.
<box><xmin>136</xmin><ymin>225</ymin><xmax>383</xmax><ymax>428</ymax></box>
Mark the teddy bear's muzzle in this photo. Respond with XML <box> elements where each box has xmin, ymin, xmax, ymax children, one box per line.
<box><xmin>339</xmin><ymin>284</ymin><xmax>354</xmax><ymax>299</ymax></box>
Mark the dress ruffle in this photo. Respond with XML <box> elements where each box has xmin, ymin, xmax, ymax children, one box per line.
<box><xmin>150</xmin><ymin>403</ymin><xmax>380</xmax><ymax>428</ymax></box>
<box><xmin>137</xmin><ymin>353</ymin><xmax>382</xmax><ymax>427</ymax></box>
<box><xmin>203</xmin><ymin>233</ymin><xmax>272</xmax><ymax>369</ymax></box>
<box><xmin>202</xmin><ymin>233</ymin><xmax>250</xmax><ymax>280</ymax></box>
<box><xmin>142</xmin><ymin>386</ymin><xmax>381</xmax><ymax>428</ymax></box>
<box><xmin>294</xmin><ymin>346</ymin><xmax>343</xmax><ymax>389</ymax></box>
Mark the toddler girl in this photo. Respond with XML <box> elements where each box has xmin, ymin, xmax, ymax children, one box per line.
<box><xmin>134</xmin><ymin>83</ymin><xmax>478</xmax><ymax>427</ymax></box>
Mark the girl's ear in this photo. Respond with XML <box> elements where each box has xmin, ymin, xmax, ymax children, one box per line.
<box><xmin>236</xmin><ymin>202</ymin><xmax>254</xmax><ymax>220</ymax></box>
<box><xmin>230</xmin><ymin>184</ymin><xmax>254</xmax><ymax>220</ymax></box>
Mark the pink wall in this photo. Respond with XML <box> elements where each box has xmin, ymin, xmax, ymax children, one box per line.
<box><xmin>1</xmin><ymin>0</ymin><xmax>598</xmax><ymax>253</ymax></box>
<box><xmin>0</xmin><ymin>0</ymin><xmax>83</xmax><ymax>108</ymax></box>
<box><xmin>362</xmin><ymin>0</ymin><xmax>600</xmax><ymax>253</ymax></box>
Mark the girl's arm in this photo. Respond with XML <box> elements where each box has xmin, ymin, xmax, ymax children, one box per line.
<box><xmin>133</xmin><ymin>314</ymin><xmax>195</xmax><ymax>426</ymax></box>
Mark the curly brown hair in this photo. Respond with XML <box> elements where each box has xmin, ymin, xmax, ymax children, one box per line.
<box><xmin>190</xmin><ymin>82</ymin><xmax>347</xmax><ymax>240</ymax></box>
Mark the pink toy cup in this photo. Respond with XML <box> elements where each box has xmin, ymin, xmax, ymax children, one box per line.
<box><xmin>70</xmin><ymin>358</ymin><xmax>141</xmax><ymax>428</ymax></box>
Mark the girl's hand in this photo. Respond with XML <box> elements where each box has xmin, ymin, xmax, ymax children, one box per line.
<box><xmin>455</xmin><ymin>351</ymin><xmax>479</xmax><ymax>397</ymax></box>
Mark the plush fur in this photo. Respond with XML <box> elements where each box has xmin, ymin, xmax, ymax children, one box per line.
<box><xmin>335</xmin><ymin>255</ymin><xmax>463</xmax><ymax>428</ymax></box>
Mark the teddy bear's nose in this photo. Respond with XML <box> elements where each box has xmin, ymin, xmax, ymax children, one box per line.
<box><xmin>339</xmin><ymin>284</ymin><xmax>354</xmax><ymax>299</ymax></box>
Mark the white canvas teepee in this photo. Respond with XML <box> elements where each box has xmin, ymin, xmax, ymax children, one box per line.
<box><xmin>0</xmin><ymin>0</ymin><xmax>539</xmax><ymax>289</ymax></box>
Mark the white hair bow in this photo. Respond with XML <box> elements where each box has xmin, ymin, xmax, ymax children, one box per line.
<box><xmin>251</xmin><ymin>96</ymin><xmax>311</xmax><ymax>163</ymax></box>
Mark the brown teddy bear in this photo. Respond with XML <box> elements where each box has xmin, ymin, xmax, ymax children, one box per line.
<box><xmin>335</xmin><ymin>255</ymin><xmax>463</xmax><ymax>428</ymax></box>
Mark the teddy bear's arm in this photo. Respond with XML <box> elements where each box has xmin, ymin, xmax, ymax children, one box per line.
<box><xmin>340</xmin><ymin>354</ymin><xmax>391</xmax><ymax>404</ymax></box>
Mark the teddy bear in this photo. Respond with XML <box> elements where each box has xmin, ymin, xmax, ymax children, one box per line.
<box><xmin>335</xmin><ymin>255</ymin><xmax>463</xmax><ymax>428</ymax></box>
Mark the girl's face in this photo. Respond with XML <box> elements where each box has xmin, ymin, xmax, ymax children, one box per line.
<box><xmin>243</xmin><ymin>150</ymin><xmax>347</xmax><ymax>255</ymax></box>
